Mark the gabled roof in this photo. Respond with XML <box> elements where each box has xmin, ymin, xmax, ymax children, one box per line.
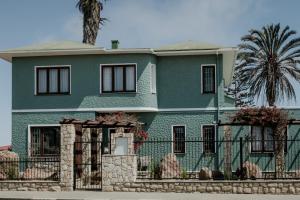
<box><xmin>155</xmin><ymin>41</ymin><xmax>224</xmax><ymax>51</ymax></box>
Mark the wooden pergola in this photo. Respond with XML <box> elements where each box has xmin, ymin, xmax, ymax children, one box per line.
<box><xmin>59</xmin><ymin>112</ymin><xmax>144</xmax><ymax>128</ymax></box>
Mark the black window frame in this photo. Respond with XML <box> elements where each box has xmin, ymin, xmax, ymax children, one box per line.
<box><xmin>202</xmin><ymin>65</ymin><xmax>216</xmax><ymax>94</ymax></box>
<box><xmin>101</xmin><ymin>64</ymin><xmax>137</xmax><ymax>93</ymax></box>
<box><xmin>202</xmin><ymin>125</ymin><xmax>216</xmax><ymax>154</ymax></box>
<box><xmin>30</xmin><ymin>126</ymin><xmax>61</xmax><ymax>157</ymax></box>
<box><xmin>250</xmin><ymin>126</ymin><xmax>288</xmax><ymax>153</ymax></box>
<box><xmin>36</xmin><ymin>66</ymin><xmax>70</xmax><ymax>95</ymax></box>
<box><xmin>173</xmin><ymin>125</ymin><xmax>186</xmax><ymax>154</ymax></box>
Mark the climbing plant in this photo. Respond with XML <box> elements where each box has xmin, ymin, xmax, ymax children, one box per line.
<box><xmin>230</xmin><ymin>107</ymin><xmax>288</xmax><ymax>178</ymax></box>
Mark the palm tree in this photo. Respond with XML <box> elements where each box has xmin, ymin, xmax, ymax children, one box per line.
<box><xmin>237</xmin><ymin>23</ymin><xmax>300</xmax><ymax>106</ymax></box>
<box><xmin>236</xmin><ymin>24</ymin><xmax>300</xmax><ymax>178</ymax></box>
<box><xmin>77</xmin><ymin>0</ymin><xmax>106</xmax><ymax>45</ymax></box>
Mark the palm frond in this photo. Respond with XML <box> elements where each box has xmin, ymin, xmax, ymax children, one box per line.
<box><xmin>235</xmin><ymin>23</ymin><xmax>300</xmax><ymax>106</ymax></box>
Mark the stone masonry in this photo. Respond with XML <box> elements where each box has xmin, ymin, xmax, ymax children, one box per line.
<box><xmin>0</xmin><ymin>181</ymin><xmax>61</xmax><ymax>191</ymax></box>
<box><xmin>102</xmin><ymin>155</ymin><xmax>137</xmax><ymax>192</ymax></box>
<box><xmin>60</xmin><ymin>124</ymin><xmax>75</xmax><ymax>191</ymax></box>
<box><xmin>109</xmin><ymin>180</ymin><xmax>300</xmax><ymax>194</ymax></box>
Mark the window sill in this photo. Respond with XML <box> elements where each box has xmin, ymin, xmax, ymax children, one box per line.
<box><xmin>250</xmin><ymin>152</ymin><xmax>275</xmax><ymax>155</ymax></box>
<box><xmin>35</xmin><ymin>93</ymin><xmax>71</xmax><ymax>96</ymax></box>
<box><xmin>100</xmin><ymin>92</ymin><xmax>138</xmax><ymax>95</ymax></box>
<box><xmin>203</xmin><ymin>152</ymin><xmax>216</xmax><ymax>155</ymax></box>
<box><xmin>174</xmin><ymin>152</ymin><xmax>185</xmax><ymax>155</ymax></box>
<box><xmin>201</xmin><ymin>92</ymin><xmax>216</xmax><ymax>95</ymax></box>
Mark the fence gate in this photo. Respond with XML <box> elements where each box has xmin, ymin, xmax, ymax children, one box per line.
<box><xmin>73</xmin><ymin>140</ymin><xmax>102</xmax><ymax>190</ymax></box>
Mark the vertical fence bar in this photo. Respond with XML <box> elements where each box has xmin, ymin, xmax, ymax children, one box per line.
<box><xmin>73</xmin><ymin>142</ymin><xmax>76</xmax><ymax>190</ymax></box>
<box><xmin>239</xmin><ymin>137</ymin><xmax>243</xmax><ymax>172</ymax></box>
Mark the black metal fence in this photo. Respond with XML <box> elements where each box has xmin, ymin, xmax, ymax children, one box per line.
<box><xmin>135</xmin><ymin>138</ymin><xmax>300</xmax><ymax>180</ymax></box>
<box><xmin>0</xmin><ymin>156</ymin><xmax>60</xmax><ymax>181</ymax></box>
<box><xmin>73</xmin><ymin>141</ymin><xmax>102</xmax><ymax>190</ymax></box>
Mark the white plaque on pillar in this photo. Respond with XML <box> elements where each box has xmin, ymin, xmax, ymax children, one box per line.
<box><xmin>115</xmin><ymin>137</ymin><xmax>128</xmax><ymax>155</ymax></box>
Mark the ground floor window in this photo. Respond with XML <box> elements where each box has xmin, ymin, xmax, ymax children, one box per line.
<box><xmin>173</xmin><ymin>125</ymin><xmax>185</xmax><ymax>154</ymax></box>
<box><xmin>202</xmin><ymin>125</ymin><xmax>216</xmax><ymax>154</ymax></box>
<box><xmin>30</xmin><ymin>126</ymin><xmax>60</xmax><ymax>157</ymax></box>
<box><xmin>251</xmin><ymin>126</ymin><xmax>287</xmax><ymax>153</ymax></box>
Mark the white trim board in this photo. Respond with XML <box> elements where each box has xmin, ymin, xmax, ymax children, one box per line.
<box><xmin>171</xmin><ymin>124</ymin><xmax>187</xmax><ymax>154</ymax></box>
<box><xmin>12</xmin><ymin>106</ymin><xmax>300</xmax><ymax>113</ymax></box>
<box><xmin>10</xmin><ymin>107</ymin><xmax>238</xmax><ymax>113</ymax></box>
<box><xmin>27</xmin><ymin>124</ymin><xmax>60</xmax><ymax>157</ymax></box>
<box><xmin>200</xmin><ymin>124</ymin><xmax>217</xmax><ymax>154</ymax></box>
<box><xmin>12</xmin><ymin>107</ymin><xmax>159</xmax><ymax>113</ymax></box>
<box><xmin>34</xmin><ymin>65</ymin><xmax>72</xmax><ymax>95</ymax></box>
<box><xmin>99</xmin><ymin>63</ymin><xmax>138</xmax><ymax>94</ymax></box>
<box><xmin>200</xmin><ymin>64</ymin><xmax>217</xmax><ymax>94</ymax></box>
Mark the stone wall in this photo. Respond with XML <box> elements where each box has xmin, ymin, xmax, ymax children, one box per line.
<box><xmin>102</xmin><ymin>155</ymin><xmax>137</xmax><ymax>192</ymax></box>
<box><xmin>109</xmin><ymin>180</ymin><xmax>300</xmax><ymax>194</ymax></box>
<box><xmin>0</xmin><ymin>181</ymin><xmax>61</xmax><ymax>191</ymax></box>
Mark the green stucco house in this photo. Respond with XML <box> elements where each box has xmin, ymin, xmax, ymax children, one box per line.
<box><xmin>1</xmin><ymin>40</ymin><xmax>300</xmax><ymax>179</ymax></box>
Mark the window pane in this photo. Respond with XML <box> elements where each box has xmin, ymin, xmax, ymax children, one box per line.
<box><xmin>125</xmin><ymin>66</ymin><xmax>135</xmax><ymax>91</ymax></box>
<box><xmin>203</xmin><ymin>126</ymin><xmax>215</xmax><ymax>153</ymax></box>
<box><xmin>103</xmin><ymin>67</ymin><xmax>112</xmax><ymax>92</ymax></box>
<box><xmin>60</xmin><ymin>68</ymin><xmax>69</xmax><ymax>93</ymax></box>
<box><xmin>43</xmin><ymin>127</ymin><xmax>60</xmax><ymax>155</ymax></box>
<box><xmin>251</xmin><ymin>126</ymin><xmax>262</xmax><ymax>151</ymax></box>
<box><xmin>38</xmin><ymin>69</ymin><xmax>47</xmax><ymax>93</ymax></box>
<box><xmin>203</xmin><ymin>66</ymin><xmax>215</xmax><ymax>93</ymax></box>
<box><xmin>114</xmin><ymin>67</ymin><xmax>124</xmax><ymax>91</ymax></box>
<box><xmin>264</xmin><ymin>127</ymin><xmax>274</xmax><ymax>151</ymax></box>
<box><xmin>49</xmin><ymin>69</ymin><xmax>58</xmax><ymax>93</ymax></box>
<box><xmin>173</xmin><ymin>126</ymin><xmax>185</xmax><ymax>153</ymax></box>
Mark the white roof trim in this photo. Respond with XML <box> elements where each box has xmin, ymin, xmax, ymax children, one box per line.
<box><xmin>0</xmin><ymin>48</ymin><xmax>155</xmax><ymax>62</ymax></box>
<box><xmin>154</xmin><ymin>48</ymin><xmax>237</xmax><ymax>56</ymax></box>
<box><xmin>0</xmin><ymin>47</ymin><xmax>238</xmax><ymax>63</ymax></box>
<box><xmin>12</xmin><ymin>107</ymin><xmax>159</xmax><ymax>113</ymax></box>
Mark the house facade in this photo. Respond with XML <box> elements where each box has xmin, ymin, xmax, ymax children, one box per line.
<box><xmin>1</xmin><ymin>40</ymin><xmax>300</xmax><ymax>177</ymax></box>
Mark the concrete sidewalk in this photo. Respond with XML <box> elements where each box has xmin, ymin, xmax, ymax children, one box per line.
<box><xmin>0</xmin><ymin>191</ymin><xmax>299</xmax><ymax>200</ymax></box>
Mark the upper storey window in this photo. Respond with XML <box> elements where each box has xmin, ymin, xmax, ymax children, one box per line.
<box><xmin>36</xmin><ymin>66</ymin><xmax>70</xmax><ymax>95</ymax></box>
<box><xmin>201</xmin><ymin>65</ymin><xmax>216</xmax><ymax>94</ymax></box>
<box><xmin>101</xmin><ymin>64</ymin><xmax>136</xmax><ymax>93</ymax></box>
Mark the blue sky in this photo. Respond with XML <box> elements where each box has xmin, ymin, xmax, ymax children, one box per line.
<box><xmin>1</xmin><ymin>0</ymin><xmax>300</xmax><ymax>145</ymax></box>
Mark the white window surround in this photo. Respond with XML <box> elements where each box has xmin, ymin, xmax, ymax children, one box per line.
<box><xmin>34</xmin><ymin>65</ymin><xmax>71</xmax><ymax>95</ymax></box>
<box><xmin>200</xmin><ymin>64</ymin><xmax>216</xmax><ymax>94</ymax></box>
<box><xmin>27</xmin><ymin>124</ymin><xmax>60</xmax><ymax>157</ymax></box>
<box><xmin>99</xmin><ymin>63</ymin><xmax>138</xmax><ymax>94</ymax></box>
<box><xmin>150</xmin><ymin>64</ymin><xmax>157</xmax><ymax>94</ymax></box>
<box><xmin>171</xmin><ymin>124</ymin><xmax>186</xmax><ymax>154</ymax></box>
<box><xmin>200</xmin><ymin>124</ymin><xmax>217</xmax><ymax>154</ymax></box>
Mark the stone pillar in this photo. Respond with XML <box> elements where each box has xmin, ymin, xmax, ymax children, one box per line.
<box><xmin>82</xmin><ymin>128</ymin><xmax>91</xmax><ymax>183</ymax></box>
<box><xmin>60</xmin><ymin>124</ymin><xmax>76</xmax><ymax>191</ymax></box>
